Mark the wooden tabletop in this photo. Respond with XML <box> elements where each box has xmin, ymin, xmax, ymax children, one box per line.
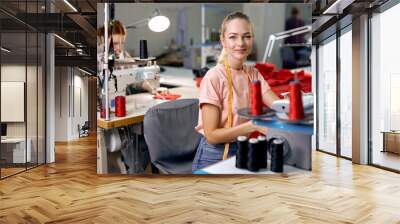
<box><xmin>97</xmin><ymin>86</ymin><xmax>199</xmax><ymax>129</ymax></box>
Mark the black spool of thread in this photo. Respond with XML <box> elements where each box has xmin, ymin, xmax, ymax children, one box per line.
<box><xmin>270</xmin><ymin>138</ymin><xmax>284</xmax><ymax>173</ymax></box>
<box><xmin>235</xmin><ymin>136</ymin><xmax>248</xmax><ymax>169</ymax></box>
<box><xmin>110</xmin><ymin>3</ymin><xmax>115</xmax><ymax>20</ymax></box>
<box><xmin>247</xmin><ymin>138</ymin><xmax>260</xmax><ymax>172</ymax></box>
<box><xmin>140</xmin><ymin>40</ymin><xmax>148</xmax><ymax>59</ymax></box>
<box><xmin>257</xmin><ymin>136</ymin><xmax>268</xmax><ymax>169</ymax></box>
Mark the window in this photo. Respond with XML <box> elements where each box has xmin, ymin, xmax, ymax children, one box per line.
<box><xmin>0</xmin><ymin>1</ymin><xmax>47</xmax><ymax>179</ymax></box>
<box><xmin>370</xmin><ymin>2</ymin><xmax>400</xmax><ymax>171</ymax></box>
<box><xmin>317</xmin><ymin>36</ymin><xmax>337</xmax><ymax>154</ymax></box>
<box><xmin>339</xmin><ymin>28</ymin><xmax>352</xmax><ymax>158</ymax></box>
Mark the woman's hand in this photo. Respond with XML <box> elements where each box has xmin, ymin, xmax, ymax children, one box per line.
<box><xmin>202</xmin><ymin>103</ymin><xmax>269</xmax><ymax>144</ymax></box>
<box><xmin>142</xmin><ymin>74</ymin><xmax>161</xmax><ymax>94</ymax></box>
<box><xmin>243</xmin><ymin>120</ymin><xmax>268</xmax><ymax>135</ymax></box>
<box><xmin>263</xmin><ymin>89</ymin><xmax>280</xmax><ymax>108</ymax></box>
<box><xmin>141</xmin><ymin>80</ymin><xmax>153</xmax><ymax>93</ymax></box>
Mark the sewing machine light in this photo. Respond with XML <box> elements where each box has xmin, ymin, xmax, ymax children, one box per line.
<box><xmin>262</xmin><ymin>25</ymin><xmax>311</xmax><ymax>63</ymax></box>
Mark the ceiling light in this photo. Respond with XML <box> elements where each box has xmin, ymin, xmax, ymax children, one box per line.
<box><xmin>78</xmin><ymin>68</ymin><xmax>92</xmax><ymax>76</ymax></box>
<box><xmin>1</xmin><ymin>47</ymin><xmax>11</xmax><ymax>53</ymax></box>
<box><xmin>54</xmin><ymin>34</ymin><xmax>75</xmax><ymax>48</ymax></box>
<box><xmin>323</xmin><ymin>0</ymin><xmax>341</xmax><ymax>14</ymax></box>
<box><xmin>322</xmin><ymin>0</ymin><xmax>354</xmax><ymax>15</ymax></box>
<box><xmin>63</xmin><ymin>0</ymin><xmax>78</xmax><ymax>12</ymax></box>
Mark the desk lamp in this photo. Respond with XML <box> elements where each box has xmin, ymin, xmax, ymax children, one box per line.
<box><xmin>126</xmin><ymin>9</ymin><xmax>170</xmax><ymax>33</ymax></box>
<box><xmin>260</xmin><ymin>25</ymin><xmax>313</xmax><ymax>117</ymax></box>
<box><xmin>262</xmin><ymin>25</ymin><xmax>312</xmax><ymax>63</ymax></box>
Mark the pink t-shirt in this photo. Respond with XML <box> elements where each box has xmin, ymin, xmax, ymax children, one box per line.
<box><xmin>195</xmin><ymin>63</ymin><xmax>271</xmax><ymax>135</ymax></box>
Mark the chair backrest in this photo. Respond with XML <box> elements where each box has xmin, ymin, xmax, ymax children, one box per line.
<box><xmin>144</xmin><ymin>99</ymin><xmax>201</xmax><ymax>174</ymax></box>
<box><xmin>82</xmin><ymin>121</ymin><xmax>90</xmax><ymax>130</ymax></box>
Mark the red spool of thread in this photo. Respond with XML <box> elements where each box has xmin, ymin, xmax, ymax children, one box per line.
<box><xmin>195</xmin><ymin>77</ymin><xmax>203</xmax><ymax>88</ymax></box>
<box><xmin>115</xmin><ymin>96</ymin><xmax>126</xmax><ymax>117</ymax></box>
<box><xmin>289</xmin><ymin>80</ymin><xmax>304</xmax><ymax>120</ymax></box>
<box><xmin>250</xmin><ymin>80</ymin><xmax>263</xmax><ymax>116</ymax></box>
<box><xmin>100</xmin><ymin>105</ymin><xmax>109</xmax><ymax>118</ymax></box>
<box><xmin>100</xmin><ymin>106</ymin><xmax>106</xmax><ymax>118</ymax></box>
<box><xmin>249</xmin><ymin>131</ymin><xmax>263</xmax><ymax>139</ymax></box>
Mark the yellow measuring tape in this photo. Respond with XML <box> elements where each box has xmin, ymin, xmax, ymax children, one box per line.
<box><xmin>222</xmin><ymin>58</ymin><xmax>233</xmax><ymax>160</ymax></box>
<box><xmin>222</xmin><ymin>58</ymin><xmax>253</xmax><ymax>160</ymax></box>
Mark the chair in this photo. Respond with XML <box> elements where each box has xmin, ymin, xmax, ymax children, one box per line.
<box><xmin>143</xmin><ymin>99</ymin><xmax>201</xmax><ymax>174</ymax></box>
<box><xmin>78</xmin><ymin>121</ymin><xmax>90</xmax><ymax>138</ymax></box>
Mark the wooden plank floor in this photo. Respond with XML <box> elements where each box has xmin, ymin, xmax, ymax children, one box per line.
<box><xmin>1</xmin><ymin>135</ymin><xmax>400</xmax><ymax>223</ymax></box>
<box><xmin>1</xmin><ymin>167</ymin><xmax>26</xmax><ymax>178</ymax></box>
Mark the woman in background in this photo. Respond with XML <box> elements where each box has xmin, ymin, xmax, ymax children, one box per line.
<box><xmin>97</xmin><ymin>20</ymin><xmax>157</xmax><ymax>95</ymax></box>
<box><xmin>192</xmin><ymin>12</ymin><xmax>279</xmax><ymax>171</ymax></box>
<box><xmin>97</xmin><ymin>21</ymin><xmax>152</xmax><ymax>174</ymax></box>
<box><xmin>97</xmin><ymin>20</ymin><xmax>130</xmax><ymax>60</ymax></box>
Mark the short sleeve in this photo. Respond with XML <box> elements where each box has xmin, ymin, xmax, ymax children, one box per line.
<box><xmin>199</xmin><ymin>71</ymin><xmax>223</xmax><ymax>109</ymax></box>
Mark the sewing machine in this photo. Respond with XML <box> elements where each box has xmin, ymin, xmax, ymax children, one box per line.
<box><xmin>101</xmin><ymin>59</ymin><xmax>161</xmax><ymax>113</ymax></box>
<box><xmin>112</xmin><ymin>61</ymin><xmax>161</xmax><ymax>94</ymax></box>
<box><xmin>271</xmin><ymin>93</ymin><xmax>314</xmax><ymax>114</ymax></box>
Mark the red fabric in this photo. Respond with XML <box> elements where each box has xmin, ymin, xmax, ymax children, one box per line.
<box><xmin>255</xmin><ymin>63</ymin><xmax>312</xmax><ymax>98</ymax></box>
<box><xmin>255</xmin><ymin>63</ymin><xmax>275</xmax><ymax>79</ymax></box>
<box><xmin>153</xmin><ymin>93</ymin><xmax>181</xmax><ymax>100</ymax></box>
<box><xmin>249</xmin><ymin>131</ymin><xmax>264</xmax><ymax>139</ymax></box>
<box><xmin>195</xmin><ymin>77</ymin><xmax>203</xmax><ymax>88</ymax></box>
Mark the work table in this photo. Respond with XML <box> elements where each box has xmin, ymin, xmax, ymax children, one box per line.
<box><xmin>97</xmin><ymin>86</ymin><xmax>199</xmax><ymax>129</ymax></box>
<box><xmin>97</xmin><ymin>66</ymin><xmax>199</xmax><ymax>129</ymax></box>
<box><xmin>97</xmin><ymin>66</ymin><xmax>200</xmax><ymax>174</ymax></box>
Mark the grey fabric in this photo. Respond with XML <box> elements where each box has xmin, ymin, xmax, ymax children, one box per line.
<box><xmin>118</xmin><ymin>125</ymin><xmax>149</xmax><ymax>174</ymax></box>
<box><xmin>144</xmin><ymin>99</ymin><xmax>201</xmax><ymax>174</ymax></box>
<box><xmin>103</xmin><ymin>125</ymin><xmax>149</xmax><ymax>174</ymax></box>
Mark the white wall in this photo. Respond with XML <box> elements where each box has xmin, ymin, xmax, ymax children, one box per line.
<box><xmin>98</xmin><ymin>3</ymin><xmax>308</xmax><ymax>68</ymax></box>
<box><xmin>1</xmin><ymin>65</ymin><xmax>34</xmax><ymax>137</ymax></box>
<box><xmin>55</xmin><ymin>67</ymin><xmax>89</xmax><ymax>141</ymax></box>
<box><xmin>55</xmin><ymin>67</ymin><xmax>68</xmax><ymax>141</ymax></box>
<box><xmin>203</xmin><ymin>4</ymin><xmax>243</xmax><ymax>42</ymax></box>
<box><xmin>98</xmin><ymin>3</ymin><xmax>203</xmax><ymax>57</ymax></box>
<box><xmin>72</xmin><ymin>73</ymin><xmax>89</xmax><ymax>139</ymax></box>
<box><xmin>1</xmin><ymin>64</ymin><xmax>45</xmax><ymax>164</ymax></box>
<box><xmin>1</xmin><ymin>65</ymin><xmax>26</xmax><ymax>139</ymax></box>
<box><xmin>244</xmin><ymin>4</ymin><xmax>286</xmax><ymax>67</ymax></box>
<box><xmin>311</xmin><ymin>45</ymin><xmax>316</xmax><ymax>150</ymax></box>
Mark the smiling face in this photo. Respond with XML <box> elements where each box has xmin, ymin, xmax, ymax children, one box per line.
<box><xmin>220</xmin><ymin>18</ymin><xmax>253</xmax><ymax>64</ymax></box>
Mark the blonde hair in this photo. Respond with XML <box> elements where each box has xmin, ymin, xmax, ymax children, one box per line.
<box><xmin>217</xmin><ymin>12</ymin><xmax>253</xmax><ymax>64</ymax></box>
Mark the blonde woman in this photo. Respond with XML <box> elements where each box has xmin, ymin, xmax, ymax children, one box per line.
<box><xmin>192</xmin><ymin>12</ymin><xmax>279</xmax><ymax>171</ymax></box>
